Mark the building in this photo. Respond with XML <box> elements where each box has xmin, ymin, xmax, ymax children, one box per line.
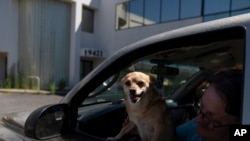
<box><xmin>0</xmin><ymin>0</ymin><xmax>250</xmax><ymax>89</ymax></box>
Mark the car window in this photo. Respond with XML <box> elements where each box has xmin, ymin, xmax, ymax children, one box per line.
<box><xmin>83</xmin><ymin>55</ymin><xmax>200</xmax><ymax>105</ymax></box>
<box><xmin>83</xmin><ymin>38</ymin><xmax>244</xmax><ymax>106</ymax></box>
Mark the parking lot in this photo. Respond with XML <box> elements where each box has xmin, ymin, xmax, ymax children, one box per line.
<box><xmin>0</xmin><ymin>93</ymin><xmax>62</xmax><ymax>116</ymax></box>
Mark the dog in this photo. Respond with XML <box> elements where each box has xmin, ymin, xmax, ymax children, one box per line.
<box><xmin>107</xmin><ymin>71</ymin><xmax>176</xmax><ymax>141</ymax></box>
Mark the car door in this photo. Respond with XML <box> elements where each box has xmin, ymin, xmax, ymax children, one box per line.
<box><xmin>23</xmin><ymin>14</ymin><xmax>250</xmax><ymax>140</ymax></box>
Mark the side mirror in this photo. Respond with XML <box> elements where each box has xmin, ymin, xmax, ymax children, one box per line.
<box><xmin>24</xmin><ymin>104</ymin><xmax>69</xmax><ymax>139</ymax></box>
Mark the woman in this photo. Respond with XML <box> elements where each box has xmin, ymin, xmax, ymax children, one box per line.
<box><xmin>177</xmin><ymin>69</ymin><xmax>243</xmax><ymax>141</ymax></box>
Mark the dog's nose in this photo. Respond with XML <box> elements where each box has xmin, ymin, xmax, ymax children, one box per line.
<box><xmin>129</xmin><ymin>89</ymin><xmax>136</xmax><ymax>95</ymax></box>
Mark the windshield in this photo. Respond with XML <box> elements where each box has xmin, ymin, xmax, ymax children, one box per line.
<box><xmin>83</xmin><ymin>58</ymin><xmax>200</xmax><ymax>105</ymax></box>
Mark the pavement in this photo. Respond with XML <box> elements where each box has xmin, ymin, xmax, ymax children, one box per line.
<box><xmin>0</xmin><ymin>92</ymin><xmax>63</xmax><ymax>116</ymax></box>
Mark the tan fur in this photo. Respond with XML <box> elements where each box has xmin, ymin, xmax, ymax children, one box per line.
<box><xmin>107</xmin><ymin>72</ymin><xmax>176</xmax><ymax>141</ymax></box>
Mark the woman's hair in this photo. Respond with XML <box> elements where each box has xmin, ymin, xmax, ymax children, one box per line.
<box><xmin>207</xmin><ymin>69</ymin><xmax>243</xmax><ymax>117</ymax></box>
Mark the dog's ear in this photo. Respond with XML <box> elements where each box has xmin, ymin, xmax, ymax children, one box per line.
<box><xmin>121</xmin><ymin>74</ymin><xmax>129</xmax><ymax>87</ymax></box>
<box><xmin>121</xmin><ymin>71</ymin><xmax>133</xmax><ymax>86</ymax></box>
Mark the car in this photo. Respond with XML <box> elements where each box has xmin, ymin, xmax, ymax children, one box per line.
<box><xmin>1</xmin><ymin>13</ymin><xmax>250</xmax><ymax>141</ymax></box>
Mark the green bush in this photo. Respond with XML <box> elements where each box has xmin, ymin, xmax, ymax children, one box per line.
<box><xmin>49</xmin><ymin>82</ymin><xmax>56</xmax><ymax>94</ymax></box>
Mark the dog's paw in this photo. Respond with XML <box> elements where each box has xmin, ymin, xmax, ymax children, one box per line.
<box><xmin>106</xmin><ymin>137</ymin><xmax>118</xmax><ymax>141</ymax></box>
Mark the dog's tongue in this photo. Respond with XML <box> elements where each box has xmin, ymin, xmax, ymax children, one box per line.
<box><xmin>130</xmin><ymin>94</ymin><xmax>141</xmax><ymax>103</ymax></box>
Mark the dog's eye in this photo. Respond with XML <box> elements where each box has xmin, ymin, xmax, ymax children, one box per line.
<box><xmin>137</xmin><ymin>81</ymin><xmax>145</xmax><ymax>87</ymax></box>
<box><xmin>125</xmin><ymin>81</ymin><xmax>131</xmax><ymax>86</ymax></box>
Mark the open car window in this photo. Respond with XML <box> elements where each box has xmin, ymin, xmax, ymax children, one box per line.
<box><xmin>83</xmin><ymin>36</ymin><xmax>244</xmax><ymax>105</ymax></box>
<box><xmin>84</xmin><ymin>58</ymin><xmax>200</xmax><ymax>105</ymax></box>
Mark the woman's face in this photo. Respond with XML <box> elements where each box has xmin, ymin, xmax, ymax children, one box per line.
<box><xmin>195</xmin><ymin>85</ymin><xmax>238</xmax><ymax>141</ymax></box>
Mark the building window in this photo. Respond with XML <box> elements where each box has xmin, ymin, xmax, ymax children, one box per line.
<box><xmin>232</xmin><ymin>9</ymin><xmax>250</xmax><ymax>16</ymax></box>
<box><xmin>116</xmin><ymin>3</ymin><xmax>129</xmax><ymax>30</ymax></box>
<box><xmin>82</xmin><ymin>6</ymin><xmax>94</xmax><ymax>33</ymax></box>
<box><xmin>161</xmin><ymin>0</ymin><xmax>179</xmax><ymax>22</ymax></box>
<box><xmin>116</xmin><ymin>0</ymin><xmax>250</xmax><ymax>30</ymax></box>
<box><xmin>204</xmin><ymin>0</ymin><xmax>230</xmax><ymax>15</ymax></box>
<box><xmin>180</xmin><ymin>0</ymin><xmax>202</xmax><ymax>19</ymax></box>
<box><xmin>203</xmin><ymin>13</ymin><xmax>229</xmax><ymax>22</ymax></box>
<box><xmin>129</xmin><ymin>0</ymin><xmax>144</xmax><ymax>28</ymax></box>
<box><xmin>232</xmin><ymin>0</ymin><xmax>250</xmax><ymax>10</ymax></box>
<box><xmin>144</xmin><ymin>0</ymin><xmax>161</xmax><ymax>25</ymax></box>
